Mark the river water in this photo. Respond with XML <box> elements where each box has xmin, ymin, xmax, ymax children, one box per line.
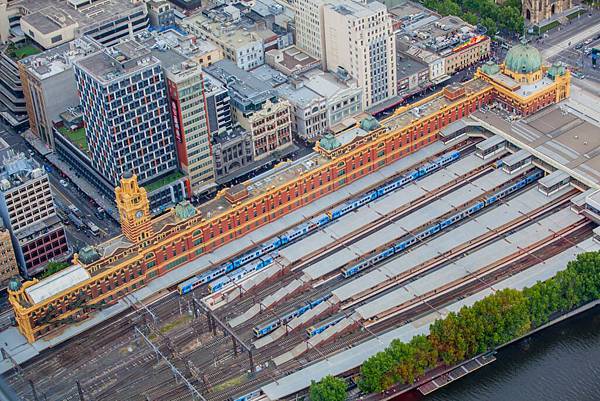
<box><xmin>396</xmin><ymin>306</ymin><xmax>600</xmax><ymax>401</ymax></box>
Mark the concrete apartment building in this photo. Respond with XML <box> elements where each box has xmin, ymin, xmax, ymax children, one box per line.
<box><xmin>73</xmin><ymin>40</ymin><xmax>179</xmax><ymax>191</ymax></box>
<box><xmin>323</xmin><ymin>1</ymin><xmax>397</xmax><ymax>109</ymax></box>
<box><xmin>18</xmin><ymin>37</ymin><xmax>101</xmax><ymax>148</ymax></box>
<box><xmin>0</xmin><ymin>152</ymin><xmax>68</xmax><ymax>277</ymax></box>
<box><xmin>396</xmin><ymin>12</ymin><xmax>490</xmax><ymax>77</ymax></box>
<box><xmin>294</xmin><ymin>0</ymin><xmax>327</xmax><ymax>61</ymax></box>
<box><xmin>183</xmin><ymin>7</ymin><xmax>266</xmax><ymax>71</ymax></box>
<box><xmin>0</xmin><ymin>0</ymin><xmax>148</xmax><ymax>128</ymax></box>
<box><xmin>166</xmin><ymin>61</ymin><xmax>216</xmax><ymax>197</ymax></box>
<box><xmin>203</xmin><ymin>73</ymin><xmax>234</xmax><ymax>138</ymax></box>
<box><xmin>278</xmin><ymin>70</ymin><xmax>363</xmax><ymax>140</ymax></box>
<box><xmin>0</xmin><ymin>222</ymin><xmax>19</xmax><ymax>290</ymax></box>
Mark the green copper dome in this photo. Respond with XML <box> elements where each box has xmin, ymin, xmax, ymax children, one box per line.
<box><xmin>319</xmin><ymin>133</ymin><xmax>341</xmax><ymax>151</ymax></box>
<box><xmin>360</xmin><ymin>116</ymin><xmax>380</xmax><ymax>131</ymax></box>
<box><xmin>547</xmin><ymin>62</ymin><xmax>566</xmax><ymax>79</ymax></box>
<box><xmin>175</xmin><ymin>201</ymin><xmax>197</xmax><ymax>220</ymax></box>
<box><xmin>8</xmin><ymin>276</ymin><xmax>21</xmax><ymax>292</ymax></box>
<box><xmin>504</xmin><ymin>42</ymin><xmax>542</xmax><ymax>74</ymax></box>
<box><xmin>481</xmin><ymin>61</ymin><xmax>500</xmax><ymax>75</ymax></box>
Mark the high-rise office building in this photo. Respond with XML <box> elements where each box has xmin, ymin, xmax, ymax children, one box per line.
<box><xmin>0</xmin><ymin>0</ymin><xmax>148</xmax><ymax>129</ymax></box>
<box><xmin>323</xmin><ymin>1</ymin><xmax>397</xmax><ymax>108</ymax></box>
<box><xmin>0</xmin><ymin>151</ymin><xmax>68</xmax><ymax>277</ymax></box>
<box><xmin>73</xmin><ymin>39</ymin><xmax>178</xmax><ymax>186</ymax></box>
<box><xmin>294</xmin><ymin>0</ymin><xmax>327</xmax><ymax>62</ymax></box>
<box><xmin>19</xmin><ymin>37</ymin><xmax>101</xmax><ymax>148</ymax></box>
<box><xmin>166</xmin><ymin>61</ymin><xmax>216</xmax><ymax>197</ymax></box>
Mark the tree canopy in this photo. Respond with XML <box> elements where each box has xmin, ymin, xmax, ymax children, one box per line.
<box><xmin>423</xmin><ymin>0</ymin><xmax>524</xmax><ymax>35</ymax></box>
<box><xmin>309</xmin><ymin>375</ymin><xmax>347</xmax><ymax>401</ymax></box>
<box><xmin>41</xmin><ymin>261</ymin><xmax>71</xmax><ymax>278</ymax></box>
<box><xmin>357</xmin><ymin>251</ymin><xmax>600</xmax><ymax>394</ymax></box>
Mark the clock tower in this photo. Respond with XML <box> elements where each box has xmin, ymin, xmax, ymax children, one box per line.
<box><xmin>115</xmin><ymin>172</ymin><xmax>153</xmax><ymax>243</ymax></box>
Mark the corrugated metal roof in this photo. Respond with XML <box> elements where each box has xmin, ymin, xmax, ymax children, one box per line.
<box><xmin>476</xmin><ymin>135</ymin><xmax>505</xmax><ymax>151</ymax></box>
<box><xmin>25</xmin><ymin>264</ymin><xmax>90</xmax><ymax>305</ymax></box>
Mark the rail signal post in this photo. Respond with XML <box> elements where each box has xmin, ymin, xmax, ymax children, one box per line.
<box><xmin>193</xmin><ymin>297</ymin><xmax>255</xmax><ymax>373</ymax></box>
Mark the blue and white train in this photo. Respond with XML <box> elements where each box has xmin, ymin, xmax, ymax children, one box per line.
<box><xmin>253</xmin><ymin>295</ymin><xmax>332</xmax><ymax>338</ymax></box>
<box><xmin>306</xmin><ymin>315</ymin><xmax>346</xmax><ymax>337</ymax></box>
<box><xmin>231</xmin><ymin>390</ymin><xmax>262</xmax><ymax>401</ymax></box>
<box><xmin>208</xmin><ymin>254</ymin><xmax>276</xmax><ymax>293</ymax></box>
<box><xmin>178</xmin><ymin>151</ymin><xmax>462</xmax><ymax>296</ymax></box>
<box><xmin>341</xmin><ymin>169</ymin><xmax>543</xmax><ymax>278</ymax></box>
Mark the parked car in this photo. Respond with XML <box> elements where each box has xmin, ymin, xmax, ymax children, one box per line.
<box><xmin>59</xmin><ymin>179</ymin><xmax>69</xmax><ymax>188</ymax></box>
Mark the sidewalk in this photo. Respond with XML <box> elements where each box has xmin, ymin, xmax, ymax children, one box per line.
<box><xmin>21</xmin><ymin>130</ymin><xmax>119</xmax><ymax>221</ymax></box>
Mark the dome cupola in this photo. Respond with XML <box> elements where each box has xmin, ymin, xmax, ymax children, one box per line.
<box><xmin>504</xmin><ymin>42</ymin><xmax>542</xmax><ymax>75</ymax></box>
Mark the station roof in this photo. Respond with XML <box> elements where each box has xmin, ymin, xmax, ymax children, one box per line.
<box><xmin>262</xmin><ymin>234</ymin><xmax>599</xmax><ymax>400</ymax></box>
<box><xmin>585</xmin><ymin>189</ymin><xmax>600</xmax><ymax>212</ymax></box>
<box><xmin>25</xmin><ymin>265</ymin><xmax>90</xmax><ymax>304</ymax></box>
<box><xmin>539</xmin><ymin>169</ymin><xmax>570</xmax><ymax>188</ymax></box>
<box><xmin>502</xmin><ymin>149</ymin><xmax>531</xmax><ymax>166</ymax></box>
<box><xmin>333</xmin><ymin>185</ymin><xmax>572</xmax><ymax>303</ymax></box>
<box><xmin>476</xmin><ymin>134</ymin><xmax>505</xmax><ymax>151</ymax></box>
<box><xmin>470</xmin><ymin>96</ymin><xmax>600</xmax><ymax>189</ymax></box>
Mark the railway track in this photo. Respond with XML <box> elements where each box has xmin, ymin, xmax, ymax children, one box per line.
<box><xmin>226</xmin><ymin>167</ymin><xmax>538</xmax><ymax>339</ymax></box>
<box><xmin>8</xmin><ymin>139</ymin><xmax>593</xmax><ymax>401</ymax></box>
<box><xmin>223</xmin><ymin>154</ymin><xmax>508</xmax><ymax>333</ymax></box>
<box><xmin>68</xmin><ymin>201</ymin><xmax>590</xmax><ymax>401</ymax></box>
<box><xmin>179</xmin><ymin>191</ymin><xmax>584</xmax><ymax>399</ymax></box>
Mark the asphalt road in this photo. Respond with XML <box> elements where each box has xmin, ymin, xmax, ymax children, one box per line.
<box><xmin>535</xmin><ymin>10</ymin><xmax>600</xmax><ymax>82</ymax></box>
<box><xmin>0</xmin><ymin>121</ymin><xmax>120</xmax><ymax>253</ymax></box>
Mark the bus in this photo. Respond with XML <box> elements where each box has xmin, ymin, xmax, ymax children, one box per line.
<box><xmin>68</xmin><ymin>213</ymin><xmax>85</xmax><ymax>230</ymax></box>
<box><xmin>86</xmin><ymin>221</ymin><xmax>100</xmax><ymax>236</ymax></box>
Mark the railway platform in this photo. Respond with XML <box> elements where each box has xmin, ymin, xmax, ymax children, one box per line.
<box><xmin>0</xmin><ymin>139</ymin><xmax>455</xmax><ymax>375</ymax></box>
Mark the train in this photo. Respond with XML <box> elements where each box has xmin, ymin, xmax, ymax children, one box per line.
<box><xmin>341</xmin><ymin>169</ymin><xmax>543</xmax><ymax>278</ymax></box>
<box><xmin>253</xmin><ymin>295</ymin><xmax>332</xmax><ymax>338</ymax></box>
<box><xmin>231</xmin><ymin>390</ymin><xmax>262</xmax><ymax>401</ymax></box>
<box><xmin>208</xmin><ymin>254</ymin><xmax>276</xmax><ymax>293</ymax></box>
<box><xmin>306</xmin><ymin>315</ymin><xmax>346</xmax><ymax>337</ymax></box>
<box><xmin>178</xmin><ymin>150</ymin><xmax>462</xmax><ymax>296</ymax></box>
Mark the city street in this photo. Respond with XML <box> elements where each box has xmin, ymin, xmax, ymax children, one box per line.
<box><xmin>0</xmin><ymin>121</ymin><xmax>120</xmax><ymax>254</ymax></box>
<box><xmin>535</xmin><ymin>10</ymin><xmax>600</xmax><ymax>82</ymax></box>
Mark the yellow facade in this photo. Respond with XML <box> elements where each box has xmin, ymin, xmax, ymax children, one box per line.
<box><xmin>115</xmin><ymin>173</ymin><xmax>153</xmax><ymax>243</ymax></box>
<box><xmin>8</xmin><ymin>55</ymin><xmax>571</xmax><ymax>343</ymax></box>
<box><xmin>0</xmin><ymin>228</ymin><xmax>19</xmax><ymax>289</ymax></box>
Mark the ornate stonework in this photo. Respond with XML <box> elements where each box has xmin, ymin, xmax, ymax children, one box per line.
<box><xmin>115</xmin><ymin>172</ymin><xmax>153</xmax><ymax>243</ymax></box>
<box><xmin>523</xmin><ymin>0</ymin><xmax>573</xmax><ymax>25</ymax></box>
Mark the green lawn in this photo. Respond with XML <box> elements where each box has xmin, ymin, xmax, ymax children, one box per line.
<box><xmin>8</xmin><ymin>44</ymin><xmax>41</xmax><ymax>60</ymax></box>
<box><xmin>212</xmin><ymin>374</ymin><xmax>248</xmax><ymax>393</ymax></box>
<box><xmin>58</xmin><ymin>126</ymin><xmax>89</xmax><ymax>153</ymax></box>
<box><xmin>144</xmin><ymin>171</ymin><xmax>184</xmax><ymax>193</ymax></box>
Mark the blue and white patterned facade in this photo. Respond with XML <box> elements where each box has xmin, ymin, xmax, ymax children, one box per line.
<box><xmin>73</xmin><ymin>40</ymin><xmax>178</xmax><ymax>186</ymax></box>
